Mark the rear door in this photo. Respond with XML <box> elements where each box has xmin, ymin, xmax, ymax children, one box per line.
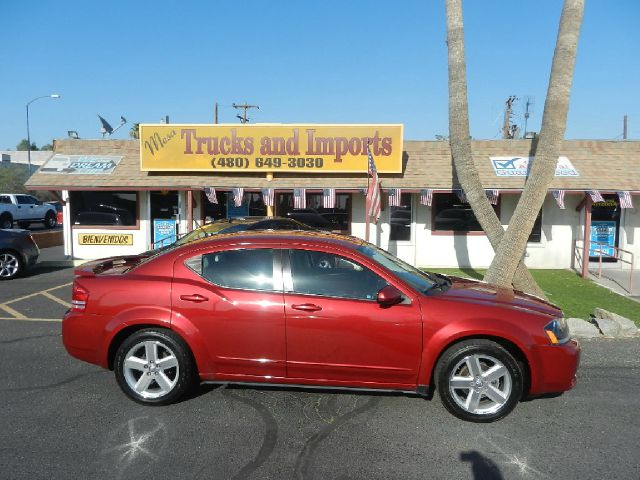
<box><xmin>283</xmin><ymin>248</ymin><xmax>422</xmax><ymax>387</ymax></box>
<box><xmin>171</xmin><ymin>246</ymin><xmax>287</xmax><ymax>379</ymax></box>
<box><xmin>14</xmin><ymin>195</ymin><xmax>38</xmax><ymax>220</ymax></box>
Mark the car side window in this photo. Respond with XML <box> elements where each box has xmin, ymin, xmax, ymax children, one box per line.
<box><xmin>16</xmin><ymin>196</ymin><xmax>34</xmax><ymax>205</ymax></box>
<box><xmin>187</xmin><ymin>249</ymin><xmax>276</xmax><ymax>292</ymax></box>
<box><xmin>288</xmin><ymin>250</ymin><xmax>387</xmax><ymax>301</ymax></box>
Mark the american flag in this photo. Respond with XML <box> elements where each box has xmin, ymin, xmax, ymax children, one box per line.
<box><xmin>366</xmin><ymin>145</ymin><xmax>381</xmax><ymax>223</ymax></box>
<box><xmin>551</xmin><ymin>190</ymin><xmax>566</xmax><ymax>209</ymax></box>
<box><xmin>388</xmin><ymin>188</ymin><xmax>401</xmax><ymax>207</ymax></box>
<box><xmin>204</xmin><ymin>187</ymin><xmax>218</xmax><ymax>204</ymax></box>
<box><xmin>293</xmin><ymin>188</ymin><xmax>306</xmax><ymax>209</ymax></box>
<box><xmin>420</xmin><ymin>189</ymin><xmax>433</xmax><ymax>206</ymax></box>
<box><xmin>323</xmin><ymin>188</ymin><xmax>336</xmax><ymax>209</ymax></box>
<box><xmin>455</xmin><ymin>189</ymin><xmax>468</xmax><ymax>204</ymax></box>
<box><xmin>232</xmin><ymin>188</ymin><xmax>244</xmax><ymax>208</ymax></box>
<box><xmin>485</xmin><ymin>189</ymin><xmax>499</xmax><ymax>205</ymax></box>
<box><xmin>618</xmin><ymin>191</ymin><xmax>634</xmax><ymax>209</ymax></box>
<box><xmin>587</xmin><ymin>190</ymin><xmax>605</xmax><ymax>202</ymax></box>
<box><xmin>261</xmin><ymin>188</ymin><xmax>274</xmax><ymax>207</ymax></box>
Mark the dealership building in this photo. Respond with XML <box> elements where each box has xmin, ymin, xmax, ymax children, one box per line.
<box><xmin>25</xmin><ymin>124</ymin><xmax>639</xmax><ymax>277</ymax></box>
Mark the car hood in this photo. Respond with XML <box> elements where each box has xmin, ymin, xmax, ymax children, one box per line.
<box><xmin>438</xmin><ymin>276</ymin><xmax>561</xmax><ymax>318</ymax></box>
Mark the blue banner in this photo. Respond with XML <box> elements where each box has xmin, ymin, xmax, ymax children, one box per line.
<box><xmin>153</xmin><ymin>219</ymin><xmax>177</xmax><ymax>248</ymax></box>
<box><xmin>589</xmin><ymin>220</ymin><xmax>616</xmax><ymax>257</ymax></box>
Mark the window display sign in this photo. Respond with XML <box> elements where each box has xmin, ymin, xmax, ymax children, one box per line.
<box><xmin>139</xmin><ymin>124</ymin><xmax>403</xmax><ymax>173</ymax></box>
<box><xmin>226</xmin><ymin>196</ymin><xmax>249</xmax><ymax>218</ymax></box>
<box><xmin>589</xmin><ymin>220</ymin><xmax>617</xmax><ymax>258</ymax></box>
<box><xmin>78</xmin><ymin>234</ymin><xmax>133</xmax><ymax>245</ymax></box>
<box><xmin>153</xmin><ymin>219</ymin><xmax>177</xmax><ymax>247</ymax></box>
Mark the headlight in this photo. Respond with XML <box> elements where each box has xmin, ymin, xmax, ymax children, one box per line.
<box><xmin>544</xmin><ymin>317</ymin><xmax>570</xmax><ymax>345</ymax></box>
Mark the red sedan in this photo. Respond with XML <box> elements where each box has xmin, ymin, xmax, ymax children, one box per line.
<box><xmin>62</xmin><ymin>231</ymin><xmax>580</xmax><ymax>422</ymax></box>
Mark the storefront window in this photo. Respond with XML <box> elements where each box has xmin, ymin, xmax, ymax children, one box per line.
<box><xmin>589</xmin><ymin>194</ymin><xmax>620</xmax><ymax>262</ymax></box>
<box><xmin>389</xmin><ymin>193</ymin><xmax>412</xmax><ymax>241</ymax></box>
<box><xmin>70</xmin><ymin>191</ymin><xmax>137</xmax><ymax>226</ymax></box>
<box><xmin>528</xmin><ymin>210</ymin><xmax>542</xmax><ymax>243</ymax></box>
<box><xmin>276</xmin><ymin>192</ymin><xmax>351</xmax><ymax>232</ymax></box>
<box><xmin>432</xmin><ymin>193</ymin><xmax>499</xmax><ymax>232</ymax></box>
<box><xmin>201</xmin><ymin>191</ymin><xmax>267</xmax><ymax>223</ymax></box>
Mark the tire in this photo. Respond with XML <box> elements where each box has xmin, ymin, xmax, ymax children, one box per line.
<box><xmin>114</xmin><ymin>328</ymin><xmax>196</xmax><ymax>405</ymax></box>
<box><xmin>18</xmin><ymin>222</ymin><xmax>30</xmax><ymax>229</ymax></box>
<box><xmin>435</xmin><ymin>339</ymin><xmax>524</xmax><ymax>422</ymax></box>
<box><xmin>0</xmin><ymin>250</ymin><xmax>23</xmax><ymax>280</ymax></box>
<box><xmin>0</xmin><ymin>214</ymin><xmax>12</xmax><ymax>230</ymax></box>
<box><xmin>44</xmin><ymin>211</ymin><xmax>56</xmax><ymax>229</ymax></box>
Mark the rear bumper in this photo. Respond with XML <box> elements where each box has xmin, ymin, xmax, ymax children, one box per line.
<box><xmin>529</xmin><ymin>338</ymin><xmax>581</xmax><ymax>394</ymax></box>
<box><xmin>61</xmin><ymin>310</ymin><xmax>104</xmax><ymax>366</ymax></box>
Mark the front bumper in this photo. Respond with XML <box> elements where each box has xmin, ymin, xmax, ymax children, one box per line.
<box><xmin>529</xmin><ymin>338</ymin><xmax>581</xmax><ymax>395</ymax></box>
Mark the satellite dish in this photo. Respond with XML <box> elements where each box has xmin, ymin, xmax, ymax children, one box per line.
<box><xmin>97</xmin><ymin>114</ymin><xmax>128</xmax><ymax>138</ymax></box>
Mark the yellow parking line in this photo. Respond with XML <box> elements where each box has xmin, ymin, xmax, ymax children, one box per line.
<box><xmin>0</xmin><ymin>317</ymin><xmax>61</xmax><ymax>322</ymax></box>
<box><xmin>41</xmin><ymin>291</ymin><xmax>72</xmax><ymax>308</ymax></box>
<box><xmin>0</xmin><ymin>304</ymin><xmax>27</xmax><ymax>319</ymax></box>
<box><xmin>3</xmin><ymin>282</ymin><xmax>73</xmax><ymax>306</ymax></box>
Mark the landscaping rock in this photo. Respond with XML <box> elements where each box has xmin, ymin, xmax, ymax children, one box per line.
<box><xmin>567</xmin><ymin>318</ymin><xmax>601</xmax><ymax>338</ymax></box>
<box><xmin>593</xmin><ymin>308</ymin><xmax>639</xmax><ymax>337</ymax></box>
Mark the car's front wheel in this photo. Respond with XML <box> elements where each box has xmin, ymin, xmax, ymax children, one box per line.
<box><xmin>114</xmin><ymin>329</ymin><xmax>196</xmax><ymax>405</ymax></box>
<box><xmin>435</xmin><ymin>339</ymin><xmax>524</xmax><ymax>422</ymax></box>
<box><xmin>0</xmin><ymin>250</ymin><xmax>23</xmax><ymax>280</ymax></box>
<box><xmin>44</xmin><ymin>211</ymin><xmax>57</xmax><ymax>228</ymax></box>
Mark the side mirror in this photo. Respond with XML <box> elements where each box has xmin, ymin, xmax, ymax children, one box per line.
<box><xmin>377</xmin><ymin>285</ymin><xmax>403</xmax><ymax>307</ymax></box>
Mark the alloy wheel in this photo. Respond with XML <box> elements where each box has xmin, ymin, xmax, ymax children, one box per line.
<box><xmin>0</xmin><ymin>252</ymin><xmax>20</xmax><ymax>278</ymax></box>
<box><xmin>123</xmin><ymin>340</ymin><xmax>180</xmax><ymax>399</ymax></box>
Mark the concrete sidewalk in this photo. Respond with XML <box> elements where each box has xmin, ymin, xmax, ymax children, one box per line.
<box><xmin>37</xmin><ymin>245</ymin><xmax>76</xmax><ymax>267</ymax></box>
<box><xmin>587</xmin><ymin>265</ymin><xmax>640</xmax><ymax>302</ymax></box>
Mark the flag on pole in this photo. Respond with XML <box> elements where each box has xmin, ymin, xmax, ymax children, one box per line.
<box><xmin>551</xmin><ymin>190</ymin><xmax>566</xmax><ymax>209</ymax></box>
<box><xmin>366</xmin><ymin>145</ymin><xmax>381</xmax><ymax>223</ymax></box>
<box><xmin>261</xmin><ymin>188</ymin><xmax>274</xmax><ymax>207</ymax></box>
<box><xmin>618</xmin><ymin>191</ymin><xmax>634</xmax><ymax>209</ymax></box>
<box><xmin>485</xmin><ymin>189</ymin><xmax>500</xmax><ymax>205</ymax></box>
<box><xmin>420</xmin><ymin>189</ymin><xmax>433</xmax><ymax>206</ymax></box>
<box><xmin>232</xmin><ymin>188</ymin><xmax>244</xmax><ymax>207</ymax></box>
<box><xmin>323</xmin><ymin>188</ymin><xmax>336</xmax><ymax>209</ymax></box>
<box><xmin>204</xmin><ymin>187</ymin><xmax>218</xmax><ymax>204</ymax></box>
<box><xmin>455</xmin><ymin>189</ymin><xmax>468</xmax><ymax>204</ymax></box>
<box><xmin>293</xmin><ymin>188</ymin><xmax>306</xmax><ymax>209</ymax></box>
<box><xmin>587</xmin><ymin>190</ymin><xmax>604</xmax><ymax>202</ymax></box>
<box><xmin>388</xmin><ymin>188</ymin><xmax>401</xmax><ymax>207</ymax></box>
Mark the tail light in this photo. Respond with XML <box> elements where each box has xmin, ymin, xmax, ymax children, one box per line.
<box><xmin>71</xmin><ymin>283</ymin><xmax>89</xmax><ymax>311</ymax></box>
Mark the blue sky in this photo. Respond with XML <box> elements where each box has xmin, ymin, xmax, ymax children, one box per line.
<box><xmin>1</xmin><ymin>0</ymin><xmax>638</xmax><ymax>150</ymax></box>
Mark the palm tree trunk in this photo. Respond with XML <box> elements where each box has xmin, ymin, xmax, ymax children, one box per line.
<box><xmin>445</xmin><ymin>0</ymin><xmax>545</xmax><ymax>297</ymax></box>
<box><xmin>484</xmin><ymin>0</ymin><xmax>584</xmax><ymax>287</ymax></box>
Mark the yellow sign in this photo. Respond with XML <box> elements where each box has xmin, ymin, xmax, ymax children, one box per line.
<box><xmin>78</xmin><ymin>234</ymin><xmax>134</xmax><ymax>246</ymax></box>
<box><xmin>139</xmin><ymin>124</ymin><xmax>403</xmax><ymax>173</ymax></box>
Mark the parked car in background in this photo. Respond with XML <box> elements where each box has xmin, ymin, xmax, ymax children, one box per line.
<box><xmin>63</xmin><ymin>231</ymin><xmax>580</xmax><ymax>422</ymax></box>
<box><xmin>73</xmin><ymin>211</ymin><xmax>128</xmax><ymax>226</ymax></box>
<box><xmin>46</xmin><ymin>201</ymin><xmax>64</xmax><ymax>225</ymax></box>
<box><xmin>0</xmin><ymin>229</ymin><xmax>40</xmax><ymax>279</ymax></box>
<box><xmin>0</xmin><ymin>194</ymin><xmax>57</xmax><ymax>229</ymax></box>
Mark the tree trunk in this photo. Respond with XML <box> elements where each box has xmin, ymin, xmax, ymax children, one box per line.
<box><xmin>484</xmin><ymin>0</ymin><xmax>585</xmax><ymax>287</ymax></box>
<box><xmin>445</xmin><ymin>0</ymin><xmax>545</xmax><ymax>297</ymax></box>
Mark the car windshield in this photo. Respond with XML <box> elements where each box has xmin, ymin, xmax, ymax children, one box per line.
<box><xmin>357</xmin><ymin>244</ymin><xmax>440</xmax><ymax>293</ymax></box>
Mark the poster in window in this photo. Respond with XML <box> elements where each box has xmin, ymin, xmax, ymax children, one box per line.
<box><xmin>153</xmin><ymin>219</ymin><xmax>177</xmax><ymax>248</ymax></box>
<box><xmin>589</xmin><ymin>220</ymin><xmax>616</xmax><ymax>257</ymax></box>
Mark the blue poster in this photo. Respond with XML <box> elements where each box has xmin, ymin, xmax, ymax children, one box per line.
<box><xmin>589</xmin><ymin>221</ymin><xmax>616</xmax><ymax>257</ymax></box>
<box><xmin>226</xmin><ymin>197</ymin><xmax>249</xmax><ymax>218</ymax></box>
<box><xmin>153</xmin><ymin>219</ymin><xmax>177</xmax><ymax>248</ymax></box>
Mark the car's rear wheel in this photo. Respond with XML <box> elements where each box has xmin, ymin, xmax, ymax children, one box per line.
<box><xmin>114</xmin><ymin>329</ymin><xmax>196</xmax><ymax>405</ymax></box>
<box><xmin>0</xmin><ymin>214</ymin><xmax>12</xmax><ymax>229</ymax></box>
<box><xmin>0</xmin><ymin>250</ymin><xmax>23</xmax><ymax>280</ymax></box>
<box><xmin>44</xmin><ymin>211</ymin><xmax>56</xmax><ymax>228</ymax></box>
<box><xmin>435</xmin><ymin>339</ymin><xmax>523</xmax><ymax>422</ymax></box>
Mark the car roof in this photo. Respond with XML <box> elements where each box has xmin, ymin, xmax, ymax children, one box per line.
<box><xmin>188</xmin><ymin>230</ymin><xmax>364</xmax><ymax>250</ymax></box>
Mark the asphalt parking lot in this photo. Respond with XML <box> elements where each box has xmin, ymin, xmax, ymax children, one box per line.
<box><xmin>1</xmin><ymin>265</ymin><xmax>639</xmax><ymax>479</ymax></box>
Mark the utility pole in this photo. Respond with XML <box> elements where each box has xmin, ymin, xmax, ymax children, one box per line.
<box><xmin>502</xmin><ymin>96</ymin><xmax>518</xmax><ymax>139</ymax></box>
<box><xmin>214</xmin><ymin>102</ymin><xmax>218</xmax><ymax>124</ymax></box>
<box><xmin>232</xmin><ymin>103</ymin><xmax>259</xmax><ymax>123</ymax></box>
<box><xmin>623</xmin><ymin>115</ymin><xmax>628</xmax><ymax>140</ymax></box>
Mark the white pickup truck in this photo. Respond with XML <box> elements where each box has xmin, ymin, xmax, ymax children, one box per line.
<box><xmin>0</xmin><ymin>194</ymin><xmax>58</xmax><ymax>229</ymax></box>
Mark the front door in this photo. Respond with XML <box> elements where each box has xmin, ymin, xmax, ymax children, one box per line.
<box><xmin>283</xmin><ymin>248</ymin><xmax>422</xmax><ymax>387</ymax></box>
<box><xmin>171</xmin><ymin>247</ymin><xmax>286</xmax><ymax>379</ymax></box>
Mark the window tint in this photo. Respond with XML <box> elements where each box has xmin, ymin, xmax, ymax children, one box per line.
<box><xmin>0</xmin><ymin>196</ymin><xmax>10</xmax><ymax>204</ymax></box>
<box><xmin>433</xmin><ymin>193</ymin><xmax>499</xmax><ymax>232</ymax></box>
<box><xmin>390</xmin><ymin>193</ymin><xmax>412</xmax><ymax>241</ymax></box>
<box><xmin>193</xmin><ymin>249</ymin><xmax>276</xmax><ymax>291</ymax></box>
<box><xmin>70</xmin><ymin>191</ymin><xmax>137</xmax><ymax>226</ymax></box>
<box><xmin>288</xmin><ymin>250</ymin><xmax>387</xmax><ymax>301</ymax></box>
<box><xmin>528</xmin><ymin>209</ymin><xmax>542</xmax><ymax>243</ymax></box>
<box><xmin>16</xmin><ymin>195</ymin><xmax>36</xmax><ymax>205</ymax></box>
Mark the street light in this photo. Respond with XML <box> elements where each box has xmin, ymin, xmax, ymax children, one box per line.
<box><xmin>26</xmin><ymin>94</ymin><xmax>61</xmax><ymax>175</ymax></box>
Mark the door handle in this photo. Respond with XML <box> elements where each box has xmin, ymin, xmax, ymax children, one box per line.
<box><xmin>180</xmin><ymin>294</ymin><xmax>208</xmax><ymax>303</ymax></box>
<box><xmin>291</xmin><ymin>303</ymin><xmax>322</xmax><ymax>312</ymax></box>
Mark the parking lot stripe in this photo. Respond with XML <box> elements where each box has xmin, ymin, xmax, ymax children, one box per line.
<box><xmin>41</xmin><ymin>291</ymin><xmax>72</xmax><ymax>308</ymax></box>
<box><xmin>0</xmin><ymin>304</ymin><xmax>27</xmax><ymax>319</ymax></box>
<box><xmin>0</xmin><ymin>317</ymin><xmax>61</xmax><ymax>322</ymax></box>
<box><xmin>3</xmin><ymin>282</ymin><xmax>72</xmax><ymax>306</ymax></box>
